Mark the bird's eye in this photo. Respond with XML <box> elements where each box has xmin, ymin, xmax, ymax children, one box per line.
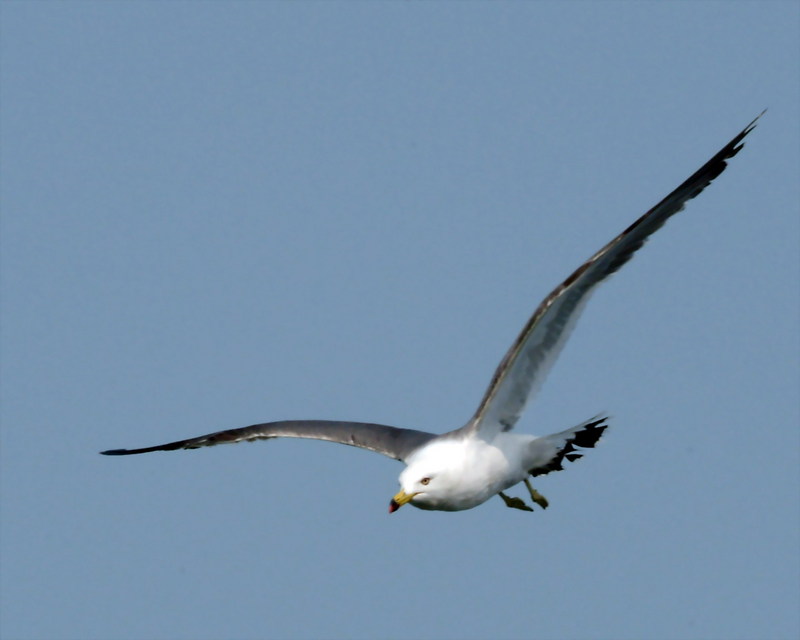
<box><xmin>420</xmin><ymin>477</ymin><xmax>431</xmax><ymax>486</ymax></box>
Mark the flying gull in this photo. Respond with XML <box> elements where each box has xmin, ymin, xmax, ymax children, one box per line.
<box><xmin>102</xmin><ymin>114</ymin><xmax>762</xmax><ymax>514</ymax></box>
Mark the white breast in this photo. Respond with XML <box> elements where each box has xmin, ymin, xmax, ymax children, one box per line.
<box><xmin>401</xmin><ymin>433</ymin><xmax>538</xmax><ymax>511</ymax></box>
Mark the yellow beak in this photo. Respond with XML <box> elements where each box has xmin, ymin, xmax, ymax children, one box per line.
<box><xmin>389</xmin><ymin>490</ymin><xmax>416</xmax><ymax>513</ymax></box>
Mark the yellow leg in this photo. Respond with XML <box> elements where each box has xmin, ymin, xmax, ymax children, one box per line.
<box><xmin>524</xmin><ymin>478</ymin><xmax>549</xmax><ymax>509</ymax></box>
<box><xmin>498</xmin><ymin>491</ymin><xmax>533</xmax><ymax>512</ymax></box>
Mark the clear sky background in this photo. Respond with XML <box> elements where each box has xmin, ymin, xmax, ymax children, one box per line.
<box><xmin>2</xmin><ymin>3</ymin><xmax>798</xmax><ymax>640</ymax></box>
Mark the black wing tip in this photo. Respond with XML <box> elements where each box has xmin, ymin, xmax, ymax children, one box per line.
<box><xmin>736</xmin><ymin>110</ymin><xmax>766</xmax><ymax>141</ymax></box>
<box><xmin>747</xmin><ymin>109</ymin><xmax>767</xmax><ymax>131</ymax></box>
<box><xmin>99</xmin><ymin>441</ymin><xmax>183</xmax><ymax>455</ymax></box>
<box><xmin>98</xmin><ymin>427</ymin><xmax>255</xmax><ymax>457</ymax></box>
<box><xmin>529</xmin><ymin>416</ymin><xmax>610</xmax><ymax>477</ymax></box>
<box><xmin>729</xmin><ymin>109</ymin><xmax>766</xmax><ymax>153</ymax></box>
<box><xmin>570</xmin><ymin>417</ymin><xmax>609</xmax><ymax>448</ymax></box>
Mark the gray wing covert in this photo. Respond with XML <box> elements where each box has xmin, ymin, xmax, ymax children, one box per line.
<box><xmin>101</xmin><ymin>420</ymin><xmax>437</xmax><ymax>462</ymax></box>
<box><xmin>465</xmin><ymin>113</ymin><xmax>762</xmax><ymax>439</ymax></box>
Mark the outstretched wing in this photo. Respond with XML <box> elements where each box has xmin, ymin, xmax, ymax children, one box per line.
<box><xmin>101</xmin><ymin>420</ymin><xmax>437</xmax><ymax>462</ymax></box>
<box><xmin>464</xmin><ymin>113</ymin><xmax>762</xmax><ymax>440</ymax></box>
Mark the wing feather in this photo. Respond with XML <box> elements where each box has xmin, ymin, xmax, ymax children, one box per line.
<box><xmin>100</xmin><ymin>420</ymin><xmax>436</xmax><ymax>462</ymax></box>
<box><xmin>464</xmin><ymin>113</ymin><xmax>763</xmax><ymax>438</ymax></box>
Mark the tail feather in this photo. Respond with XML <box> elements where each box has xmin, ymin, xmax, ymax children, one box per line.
<box><xmin>529</xmin><ymin>416</ymin><xmax>608</xmax><ymax>477</ymax></box>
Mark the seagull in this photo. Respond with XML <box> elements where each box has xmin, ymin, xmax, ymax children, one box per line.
<box><xmin>102</xmin><ymin>114</ymin><xmax>762</xmax><ymax>514</ymax></box>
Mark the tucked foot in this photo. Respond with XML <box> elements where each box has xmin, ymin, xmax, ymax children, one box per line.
<box><xmin>524</xmin><ymin>478</ymin><xmax>549</xmax><ymax>509</ymax></box>
<box><xmin>499</xmin><ymin>491</ymin><xmax>534</xmax><ymax>512</ymax></box>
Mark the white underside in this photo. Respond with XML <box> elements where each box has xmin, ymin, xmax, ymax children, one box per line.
<box><xmin>400</xmin><ymin>431</ymin><xmax>559</xmax><ymax>511</ymax></box>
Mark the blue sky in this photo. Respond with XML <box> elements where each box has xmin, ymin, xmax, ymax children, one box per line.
<box><xmin>2</xmin><ymin>3</ymin><xmax>798</xmax><ymax>640</ymax></box>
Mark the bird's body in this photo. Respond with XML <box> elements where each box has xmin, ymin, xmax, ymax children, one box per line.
<box><xmin>398</xmin><ymin>418</ymin><xmax>601</xmax><ymax>511</ymax></box>
<box><xmin>102</xmin><ymin>114</ymin><xmax>762</xmax><ymax>514</ymax></box>
<box><xmin>400</xmin><ymin>433</ymin><xmax>534</xmax><ymax>511</ymax></box>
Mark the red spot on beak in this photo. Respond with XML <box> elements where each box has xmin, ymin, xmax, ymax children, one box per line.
<box><xmin>388</xmin><ymin>499</ymin><xmax>400</xmax><ymax>513</ymax></box>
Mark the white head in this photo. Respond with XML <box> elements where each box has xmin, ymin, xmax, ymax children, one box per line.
<box><xmin>388</xmin><ymin>440</ymin><xmax>471</xmax><ymax>513</ymax></box>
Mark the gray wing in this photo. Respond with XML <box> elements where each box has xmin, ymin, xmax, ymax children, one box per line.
<box><xmin>101</xmin><ymin>420</ymin><xmax>437</xmax><ymax>462</ymax></box>
<box><xmin>463</xmin><ymin>113</ymin><xmax>763</xmax><ymax>440</ymax></box>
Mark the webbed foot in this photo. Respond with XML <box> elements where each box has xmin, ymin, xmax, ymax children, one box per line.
<box><xmin>524</xmin><ymin>478</ymin><xmax>549</xmax><ymax>509</ymax></box>
<box><xmin>499</xmin><ymin>491</ymin><xmax>534</xmax><ymax>512</ymax></box>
